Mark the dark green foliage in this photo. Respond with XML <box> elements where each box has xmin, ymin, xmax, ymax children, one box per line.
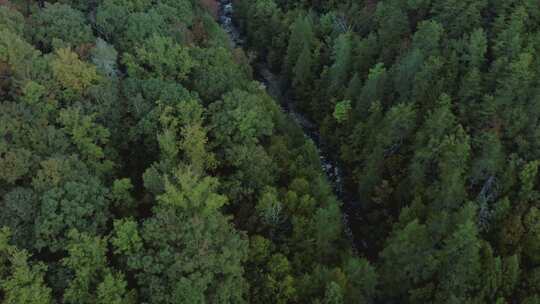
<box><xmin>123</xmin><ymin>34</ymin><xmax>194</xmax><ymax>81</ymax></box>
<box><xmin>0</xmin><ymin>6</ymin><xmax>24</xmax><ymax>35</ymax></box>
<box><xmin>0</xmin><ymin>228</ymin><xmax>53</xmax><ymax>304</ymax></box>
<box><xmin>29</xmin><ymin>3</ymin><xmax>94</xmax><ymax>52</ymax></box>
<box><xmin>235</xmin><ymin>0</ymin><xmax>540</xmax><ymax>302</ymax></box>
<box><xmin>209</xmin><ymin>89</ymin><xmax>275</xmax><ymax>147</ymax></box>
<box><xmin>190</xmin><ymin>46</ymin><xmax>250</xmax><ymax>102</ymax></box>
<box><xmin>236</xmin><ymin>0</ymin><xmax>286</xmax><ymax>61</ymax></box>
<box><xmin>95</xmin><ymin>0</ymin><xmax>131</xmax><ymax>43</ymax></box>
<box><xmin>13</xmin><ymin>0</ymin><xmax>540</xmax><ymax>302</ymax></box>
<box><xmin>34</xmin><ymin>176</ymin><xmax>110</xmax><ymax>252</ymax></box>
<box><xmin>285</xmin><ymin>14</ymin><xmax>315</xmax><ymax>77</ymax></box>
<box><xmin>120</xmin><ymin>10</ymin><xmax>167</xmax><ymax>50</ymax></box>
<box><xmin>113</xmin><ymin>169</ymin><xmax>249</xmax><ymax>303</ymax></box>
<box><xmin>62</xmin><ymin>230</ymin><xmax>134</xmax><ymax>304</ymax></box>
<box><xmin>0</xmin><ymin>28</ymin><xmax>41</xmax><ymax>85</ymax></box>
<box><xmin>0</xmin><ymin>188</ymin><xmax>38</xmax><ymax>249</ymax></box>
<box><xmin>430</xmin><ymin>0</ymin><xmax>487</xmax><ymax>38</ymax></box>
<box><xmin>328</xmin><ymin>33</ymin><xmax>353</xmax><ymax>96</ymax></box>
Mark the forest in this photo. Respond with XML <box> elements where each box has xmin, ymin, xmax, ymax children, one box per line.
<box><xmin>1</xmin><ymin>0</ymin><xmax>540</xmax><ymax>303</ymax></box>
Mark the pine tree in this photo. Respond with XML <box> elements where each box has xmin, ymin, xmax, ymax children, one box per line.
<box><xmin>293</xmin><ymin>43</ymin><xmax>314</xmax><ymax>109</ymax></box>
<box><xmin>284</xmin><ymin>14</ymin><xmax>314</xmax><ymax>78</ymax></box>
<box><xmin>328</xmin><ymin>33</ymin><xmax>353</xmax><ymax>97</ymax></box>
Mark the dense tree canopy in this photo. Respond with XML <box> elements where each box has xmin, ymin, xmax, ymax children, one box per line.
<box><xmin>235</xmin><ymin>0</ymin><xmax>540</xmax><ymax>302</ymax></box>
<box><xmin>0</xmin><ymin>0</ymin><xmax>361</xmax><ymax>303</ymax></box>
<box><xmin>7</xmin><ymin>0</ymin><xmax>540</xmax><ymax>302</ymax></box>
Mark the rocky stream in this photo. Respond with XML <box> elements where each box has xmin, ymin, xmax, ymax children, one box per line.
<box><xmin>217</xmin><ymin>0</ymin><xmax>366</xmax><ymax>252</ymax></box>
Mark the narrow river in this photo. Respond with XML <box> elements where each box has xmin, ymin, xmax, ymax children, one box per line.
<box><xmin>217</xmin><ymin>0</ymin><xmax>366</xmax><ymax>252</ymax></box>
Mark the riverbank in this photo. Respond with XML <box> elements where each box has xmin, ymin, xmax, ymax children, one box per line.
<box><xmin>216</xmin><ymin>0</ymin><xmax>366</xmax><ymax>253</ymax></box>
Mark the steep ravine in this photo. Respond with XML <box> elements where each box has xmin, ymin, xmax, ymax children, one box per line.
<box><xmin>217</xmin><ymin>0</ymin><xmax>366</xmax><ymax>252</ymax></box>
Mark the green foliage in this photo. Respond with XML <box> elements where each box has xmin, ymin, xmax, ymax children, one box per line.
<box><xmin>157</xmin><ymin>98</ymin><xmax>216</xmax><ymax>173</ymax></box>
<box><xmin>255</xmin><ymin>186</ymin><xmax>282</xmax><ymax>229</ymax></box>
<box><xmin>122</xmin><ymin>77</ymin><xmax>195</xmax><ymax>153</ymax></box>
<box><xmin>0</xmin><ymin>147</ymin><xmax>31</xmax><ymax>184</ymax></box>
<box><xmin>95</xmin><ymin>0</ymin><xmax>131</xmax><ymax>43</ymax></box>
<box><xmin>0</xmin><ymin>6</ymin><xmax>24</xmax><ymax>35</ymax></box>
<box><xmin>410</xmin><ymin>94</ymin><xmax>457</xmax><ymax>191</ymax></box>
<box><xmin>375</xmin><ymin>1</ymin><xmax>410</xmax><ymax>61</ymax></box>
<box><xmin>123</xmin><ymin>34</ymin><xmax>194</xmax><ymax>81</ymax></box>
<box><xmin>51</xmin><ymin>48</ymin><xmax>100</xmax><ymax>95</ymax></box>
<box><xmin>111</xmin><ymin>178</ymin><xmax>136</xmax><ymax>214</ymax></box>
<box><xmin>247</xmin><ymin>241</ymin><xmax>297</xmax><ymax>304</ymax></box>
<box><xmin>12</xmin><ymin>0</ymin><xmax>540</xmax><ymax>302</ymax></box>
<box><xmin>524</xmin><ymin>207</ymin><xmax>540</xmax><ymax>265</ymax></box>
<box><xmin>239</xmin><ymin>0</ymin><xmax>285</xmax><ymax>61</ymax></box>
<box><xmin>355</xmin><ymin>62</ymin><xmax>387</xmax><ymax>116</ymax></box>
<box><xmin>285</xmin><ymin>14</ymin><xmax>315</xmax><ymax>77</ymax></box>
<box><xmin>466</xmin><ymin>28</ymin><xmax>488</xmax><ymax>68</ymax></box>
<box><xmin>29</xmin><ymin>3</ymin><xmax>94</xmax><ymax>51</ymax></box>
<box><xmin>430</xmin><ymin>0</ymin><xmax>487</xmax><ymax>38</ymax></box>
<box><xmin>120</xmin><ymin>10</ymin><xmax>166</xmax><ymax>50</ymax></box>
<box><xmin>111</xmin><ymin>218</ymin><xmax>142</xmax><ymax>256</ymax></box>
<box><xmin>155</xmin><ymin>0</ymin><xmax>194</xmax><ymax>28</ymax></box>
<box><xmin>323</xmin><ymin>282</ymin><xmax>344</xmax><ymax>304</ymax></box>
<box><xmin>343</xmin><ymin>258</ymin><xmax>378</xmax><ymax>303</ymax></box>
<box><xmin>0</xmin><ymin>1</ymin><xmax>356</xmax><ymax>303</ymax></box>
<box><xmin>333</xmin><ymin>100</ymin><xmax>351</xmax><ymax>123</ymax></box>
<box><xmin>380</xmin><ymin>219</ymin><xmax>435</xmax><ymax>296</ymax></box>
<box><xmin>190</xmin><ymin>46</ymin><xmax>249</xmax><ymax>102</ymax></box>
<box><xmin>0</xmin><ymin>228</ymin><xmax>53</xmax><ymax>304</ymax></box>
<box><xmin>357</xmin><ymin>102</ymin><xmax>417</xmax><ymax>198</ymax></box>
<box><xmin>328</xmin><ymin>33</ymin><xmax>353</xmax><ymax>95</ymax></box>
<box><xmin>114</xmin><ymin>168</ymin><xmax>249</xmax><ymax>303</ymax></box>
<box><xmin>292</xmin><ymin>43</ymin><xmax>314</xmax><ymax>100</ymax></box>
<box><xmin>0</xmin><ymin>188</ymin><xmax>37</xmax><ymax>249</ymax></box>
<box><xmin>96</xmin><ymin>272</ymin><xmax>135</xmax><ymax>304</ymax></box>
<box><xmin>264</xmin><ymin>253</ymin><xmax>297</xmax><ymax>303</ymax></box>
<box><xmin>0</xmin><ymin>28</ymin><xmax>41</xmax><ymax>82</ymax></box>
<box><xmin>62</xmin><ymin>230</ymin><xmax>134</xmax><ymax>304</ymax></box>
<box><xmin>209</xmin><ymin>89</ymin><xmax>275</xmax><ymax>147</ymax></box>
<box><xmin>58</xmin><ymin>107</ymin><xmax>111</xmax><ymax>168</ymax></box>
<box><xmin>34</xmin><ymin>177</ymin><xmax>110</xmax><ymax>252</ymax></box>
